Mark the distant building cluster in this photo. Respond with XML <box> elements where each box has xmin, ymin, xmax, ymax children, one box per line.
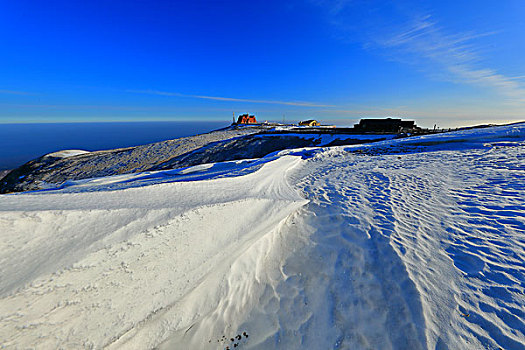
<box><xmin>234</xmin><ymin>113</ymin><xmax>322</xmax><ymax>127</ymax></box>
<box><xmin>233</xmin><ymin>114</ymin><xmax>420</xmax><ymax>133</ymax></box>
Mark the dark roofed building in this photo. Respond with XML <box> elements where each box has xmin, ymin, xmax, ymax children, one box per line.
<box><xmin>354</xmin><ymin>118</ymin><xmax>416</xmax><ymax>132</ymax></box>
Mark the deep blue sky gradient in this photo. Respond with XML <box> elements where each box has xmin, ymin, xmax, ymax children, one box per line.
<box><xmin>1</xmin><ymin>0</ymin><xmax>524</xmax><ymax>127</ymax></box>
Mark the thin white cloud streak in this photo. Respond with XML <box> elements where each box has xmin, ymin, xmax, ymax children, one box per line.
<box><xmin>313</xmin><ymin>1</ymin><xmax>525</xmax><ymax>104</ymax></box>
<box><xmin>0</xmin><ymin>89</ymin><xmax>33</xmax><ymax>95</ymax></box>
<box><xmin>0</xmin><ymin>103</ymin><xmax>179</xmax><ymax>111</ymax></box>
<box><xmin>311</xmin><ymin>0</ymin><xmax>352</xmax><ymax>16</ymax></box>
<box><xmin>507</xmin><ymin>75</ymin><xmax>525</xmax><ymax>80</ymax></box>
<box><xmin>374</xmin><ymin>15</ymin><xmax>525</xmax><ymax>102</ymax></box>
<box><xmin>128</xmin><ymin>89</ymin><xmax>335</xmax><ymax>108</ymax></box>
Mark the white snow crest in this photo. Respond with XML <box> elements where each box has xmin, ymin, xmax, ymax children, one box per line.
<box><xmin>0</xmin><ymin>155</ymin><xmax>308</xmax><ymax>348</ymax></box>
<box><xmin>43</xmin><ymin>149</ymin><xmax>90</xmax><ymax>158</ymax></box>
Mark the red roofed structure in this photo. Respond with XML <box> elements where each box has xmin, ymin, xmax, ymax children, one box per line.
<box><xmin>236</xmin><ymin>114</ymin><xmax>257</xmax><ymax>124</ymax></box>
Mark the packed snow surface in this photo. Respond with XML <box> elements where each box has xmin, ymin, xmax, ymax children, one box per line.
<box><xmin>0</xmin><ymin>123</ymin><xmax>524</xmax><ymax>349</ymax></box>
<box><xmin>44</xmin><ymin>149</ymin><xmax>90</xmax><ymax>158</ymax></box>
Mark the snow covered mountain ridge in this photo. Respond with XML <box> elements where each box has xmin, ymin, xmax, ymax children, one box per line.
<box><xmin>0</xmin><ymin>122</ymin><xmax>524</xmax><ymax>349</ymax></box>
<box><xmin>0</xmin><ymin>125</ymin><xmax>395</xmax><ymax>193</ymax></box>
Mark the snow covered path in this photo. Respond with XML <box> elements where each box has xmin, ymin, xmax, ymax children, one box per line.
<box><xmin>0</xmin><ymin>124</ymin><xmax>524</xmax><ymax>349</ymax></box>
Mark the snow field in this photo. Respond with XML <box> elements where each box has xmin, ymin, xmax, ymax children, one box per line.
<box><xmin>142</xmin><ymin>125</ymin><xmax>525</xmax><ymax>349</ymax></box>
<box><xmin>272</xmin><ymin>131</ymin><xmax>524</xmax><ymax>349</ymax></box>
<box><xmin>0</xmin><ymin>156</ymin><xmax>308</xmax><ymax>348</ymax></box>
<box><xmin>0</xmin><ymin>123</ymin><xmax>523</xmax><ymax>349</ymax></box>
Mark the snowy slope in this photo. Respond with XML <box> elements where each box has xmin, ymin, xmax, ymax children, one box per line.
<box><xmin>0</xmin><ymin>123</ymin><xmax>524</xmax><ymax>349</ymax></box>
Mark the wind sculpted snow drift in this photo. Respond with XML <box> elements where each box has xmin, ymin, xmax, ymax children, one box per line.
<box><xmin>0</xmin><ymin>123</ymin><xmax>524</xmax><ymax>349</ymax></box>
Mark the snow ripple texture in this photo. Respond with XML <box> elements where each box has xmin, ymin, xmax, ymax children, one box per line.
<box><xmin>285</xmin><ymin>142</ymin><xmax>524</xmax><ymax>349</ymax></box>
<box><xmin>0</xmin><ymin>123</ymin><xmax>524</xmax><ymax>349</ymax></box>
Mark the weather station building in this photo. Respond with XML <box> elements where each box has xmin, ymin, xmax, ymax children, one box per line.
<box><xmin>354</xmin><ymin>118</ymin><xmax>418</xmax><ymax>133</ymax></box>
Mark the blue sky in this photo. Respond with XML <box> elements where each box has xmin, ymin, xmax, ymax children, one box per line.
<box><xmin>1</xmin><ymin>0</ymin><xmax>524</xmax><ymax>127</ymax></box>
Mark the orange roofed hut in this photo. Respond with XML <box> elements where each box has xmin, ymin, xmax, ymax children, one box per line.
<box><xmin>236</xmin><ymin>114</ymin><xmax>258</xmax><ymax>124</ymax></box>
